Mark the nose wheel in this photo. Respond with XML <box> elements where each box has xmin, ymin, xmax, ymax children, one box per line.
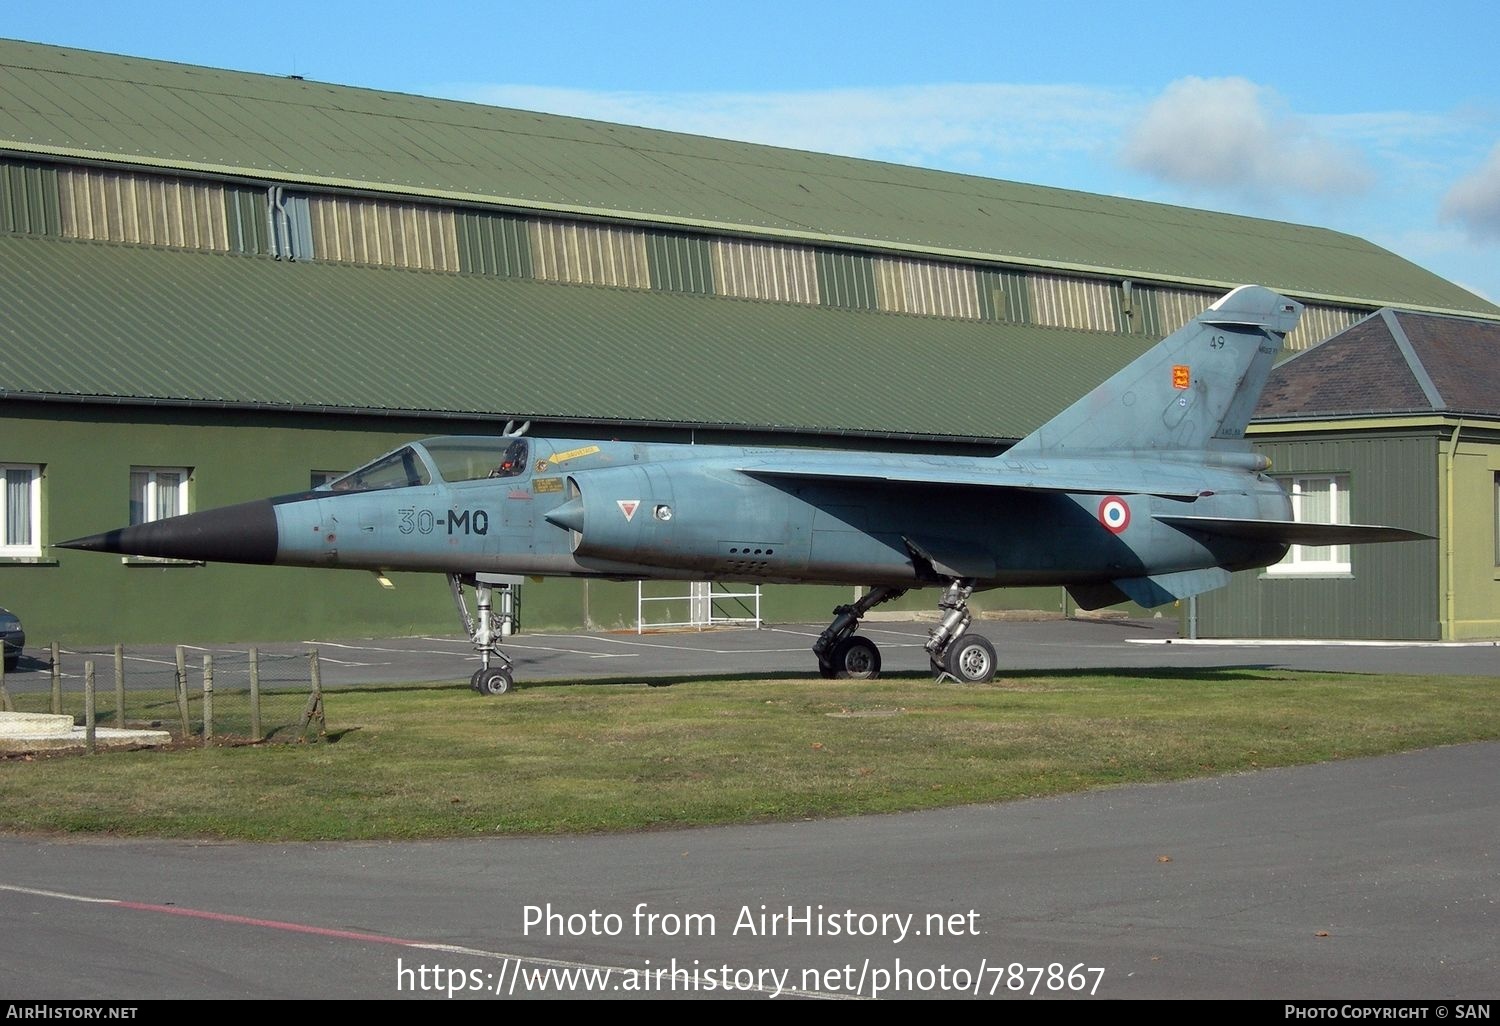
<box><xmin>451</xmin><ymin>573</ymin><xmax>518</xmax><ymax>696</ymax></box>
<box><xmin>472</xmin><ymin>666</ymin><xmax>514</xmax><ymax>695</ymax></box>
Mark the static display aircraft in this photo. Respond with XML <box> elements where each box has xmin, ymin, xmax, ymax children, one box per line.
<box><xmin>62</xmin><ymin>285</ymin><xmax>1425</xmax><ymax>692</ymax></box>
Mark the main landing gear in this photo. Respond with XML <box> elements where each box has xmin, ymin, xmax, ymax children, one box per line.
<box><xmin>811</xmin><ymin>579</ymin><xmax>998</xmax><ymax>684</ymax></box>
<box><xmin>449</xmin><ymin>573</ymin><xmax>516</xmax><ymax>696</ymax></box>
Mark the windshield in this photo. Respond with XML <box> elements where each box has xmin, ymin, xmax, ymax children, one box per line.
<box><xmin>328</xmin><ymin>446</ymin><xmax>432</xmax><ymax>492</ymax></box>
<box><xmin>421</xmin><ymin>437</ymin><xmax>530</xmax><ymax>482</ymax></box>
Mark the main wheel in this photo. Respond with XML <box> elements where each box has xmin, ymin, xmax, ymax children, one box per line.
<box><xmin>475</xmin><ymin>667</ymin><xmax>515</xmax><ymax>696</ymax></box>
<box><xmin>829</xmin><ymin>636</ymin><xmax>882</xmax><ymax>680</ymax></box>
<box><xmin>943</xmin><ymin>634</ymin><xmax>996</xmax><ymax>683</ymax></box>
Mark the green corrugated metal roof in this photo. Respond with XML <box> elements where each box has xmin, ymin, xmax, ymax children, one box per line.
<box><xmin>0</xmin><ymin>38</ymin><xmax>1493</xmax><ymax>318</ymax></box>
<box><xmin>0</xmin><ymin>233</ymin><xmax>1151</xmax><ymax>441</ymax></box>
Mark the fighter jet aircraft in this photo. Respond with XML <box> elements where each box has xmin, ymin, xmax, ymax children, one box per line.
<box><xmin>61</xmin><ymin>285</ymin><xmax>1424</xmax><ymax>692</ymax></box>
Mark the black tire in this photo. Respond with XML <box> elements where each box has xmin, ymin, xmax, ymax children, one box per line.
<box><xmin>816</xmin><ymin>656</ymin><xmax>837</xmax><ymax>680</ymax></box>
<box><xmin>943</xmin><ymin>634</ymin><xmax>996</xmax><ymax>683</ymax></box>
<box><xmin>829</xmin><ymin>636</ymin><xmax>881</xmax><ymax>680</ymax></box>
<box><xmin>475</xmin><ymin>667</ymin><xmax>514</xmax><ymax>696</ymax></box>
<box><xmin>3</xmin><ymin>656</ymin><xmax>16</xmax><ymax>673</ymax></box>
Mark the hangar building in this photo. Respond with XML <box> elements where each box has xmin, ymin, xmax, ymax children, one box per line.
<box><xmin>2</xmin><ymin>38</ymin><xmax>1496</xmax><ymax>644</ymax></box>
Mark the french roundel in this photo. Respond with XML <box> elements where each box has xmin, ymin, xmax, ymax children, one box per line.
<box><xmin>1098</xmin><ymin>496</ymin><xmax>1131</xmax><ymax>534</ymax></box>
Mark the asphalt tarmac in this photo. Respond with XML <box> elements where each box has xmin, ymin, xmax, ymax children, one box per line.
<box><xmin>2</xmin><ymin>741</ymin><xmax>1496</xmax><ymax>1000</ymax></box>
<box><xmin>3</xmin><ymin>619</ymin><xmax>1497</xmax><ymax>1001</ymax></box>
<box><xmin>8</xmin><ymin>616</ymin><xmax>1499</xmax><ymax>691</ymax></box>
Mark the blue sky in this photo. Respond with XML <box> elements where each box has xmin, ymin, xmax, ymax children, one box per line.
<box><xmin>8</xmin><ymin>1</ymin><xmax>1500</xmax><ymax>302</ymax></box>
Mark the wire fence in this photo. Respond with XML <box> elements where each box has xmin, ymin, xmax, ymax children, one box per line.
<box><xmin>0</xmin><ymin>644</ymin><xmax>327</xmax><ymax>745</ymax></box>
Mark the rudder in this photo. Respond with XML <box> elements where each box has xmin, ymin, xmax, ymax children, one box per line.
<box><xmin>1008</xmin><ymin>285</ymin><xmax>1302</xmax><ymax>456</ymax></box>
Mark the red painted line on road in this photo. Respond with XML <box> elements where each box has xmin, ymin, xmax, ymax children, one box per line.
<box><xmin>112</xmin><ymin>899</ymin><xmax>418</xmax><ymax>946</ymax></box>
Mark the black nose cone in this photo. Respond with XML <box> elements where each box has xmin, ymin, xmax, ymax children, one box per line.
<box><xmin>58</xmin><ymin>500</ymin><xmax>279</xmax><ymax>564</ymax></box>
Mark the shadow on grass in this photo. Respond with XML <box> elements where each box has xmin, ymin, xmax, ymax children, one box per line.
<box><xmin>323</xmin><ymin>663</ymin><xmax>1379</xmax><ymax>697</ymax></box>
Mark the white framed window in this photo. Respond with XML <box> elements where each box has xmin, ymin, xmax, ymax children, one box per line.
<box><xmin>1268</xmin><ymin>474</ymin><xmax>1351</xmax><ymax>576</ymax></box>
<box><xmin>1</xmin><ymin>464</ymin><xmax>42</xmax><ymax>558</ymax></box>
<box><xmin>130</xmin><ymin>467</ymin><xmax>190</xmax><ymax>525</ymax></box>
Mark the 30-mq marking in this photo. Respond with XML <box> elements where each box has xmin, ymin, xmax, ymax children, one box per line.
<box><xmin>398</xmin><ymin>509</ymin><xmax>490</xmax><ymax>536</ymax></box>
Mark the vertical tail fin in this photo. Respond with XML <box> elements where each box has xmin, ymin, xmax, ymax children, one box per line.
<box><xmin>1008</xmin><ymin>285</ymin><xmax>1302</xmax><ymax>455</ymax></box>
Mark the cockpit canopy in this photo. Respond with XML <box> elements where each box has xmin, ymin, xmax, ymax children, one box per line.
<box><xmin>326</xmin><ymin>437</ymin><xmax>529</xmax><ymax>492</ymax></box>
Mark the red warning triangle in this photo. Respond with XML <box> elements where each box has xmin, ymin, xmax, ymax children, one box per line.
<box><xmin>617</xmin><ymin>499</ymin><xmax>640</xmax><ymax>521</ymax></box>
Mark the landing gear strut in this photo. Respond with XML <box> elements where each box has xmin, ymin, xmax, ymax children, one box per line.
<box><xmin>450</xmin><ymin>573</ymin><xmax>516</xmax><ymax>695</ymax></box>
<box><xmin>812</xmin><ymin>587</ymin><xmax>905</xmax><ymax>679</ymax></box>
<box><xmin>924</xmin><ymin>579</ymin><xmax>996</xmax><ymax>683</ymax></box>
<box><xmin>811</xmin><ymin>580</ymin><xmax>997</xmax><ymax>683</ymax></box>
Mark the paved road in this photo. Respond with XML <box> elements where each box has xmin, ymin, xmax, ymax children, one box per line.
<box><xmin>3</xmin><ymin>741</ymin><xmax>1496</xmax><ymax>1000</ymax></box>
<box><xmin>8</xmin><ymin>617</ymin><xmax>1499</xmax><ymax>692</ymax></box>
<box><xmin>4</xmin><ymin>620</ymin><xmax>1497</xmax><ymax>1000</ymax></box>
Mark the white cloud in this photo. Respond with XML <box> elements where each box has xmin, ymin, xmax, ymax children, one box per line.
<box><xmin>1119</xmin><ymin>77</ymin><xmax>1373</xmax><ymax>200</ymax></box>
<box><xmin>445</xmin><ymin>83</ymin><xmax>1133</xmax><ymax>178</ymax></box>
<box><xmin>435</xmin><ymin>77</ymin><xmax>1500</xmax><ymax>302</ymax></box>
<box><xmin>1441</xmin><ymin>143</ymin><xmax>1500</xmax><ymax>242</ymax></box>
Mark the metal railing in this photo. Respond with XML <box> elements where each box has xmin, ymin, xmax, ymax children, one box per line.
<box><xmin>636</xmin><ymin>581</ymin><xmax>762</xmax><ymax>634</ymax></box>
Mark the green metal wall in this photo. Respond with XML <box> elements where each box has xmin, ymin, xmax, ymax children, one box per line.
<box><xmin>6</xmin><ymin>403</ymin><xmax>861</xmax><ymax>646</ymax></box>
<box><xmin>1197</xmin><ymin>430</ymin><xmax>1442</xmax><ymax>639</ymax></box>
<box><xmin>645</xmin><ymin>232</ymin><xmax>714</xmax><ymax>294</ymax></box>
<box><xmin>2</xmin><ymin>403</ymin><xmax>1149</xmax><ymax>648</ymax></box>
<box><xmin>0</xmin><ymin>158</ymin><xmax>59</xmax><ymax>234</ymax></box>
<box><xmin>455</xmin><ymin>209</ymin><xmax>532</xmax><ymax>278</ymax></box>
<box><xmin>816</xmin><ymin>250</ymin><xmax>878</xmax><ymax>310</ymax></box>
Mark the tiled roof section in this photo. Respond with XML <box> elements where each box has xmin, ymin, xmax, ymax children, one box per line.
<box><xmin>1256</xmin><ymin>314</ymin><xmax>1433</xmax><ymax>418</ymax></box>
<box><xmin>1394</xmin><ymin>312</ymin><xmax>1500</xmax><ymax>417</ymax></box>
<box><xmin>1257</xmin><ymin>309</ymin><xmax>1500</xmax><ymax>421</ymax></box>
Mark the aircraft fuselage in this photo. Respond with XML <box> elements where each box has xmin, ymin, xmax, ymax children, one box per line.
<box><xmin>257</xmin><ymin>438</ymin><xmax>1291</xmax><ymax>590</ymax></box>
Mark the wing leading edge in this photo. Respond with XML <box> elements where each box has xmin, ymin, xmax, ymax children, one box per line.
<box><xmin>737</xmin><ymin>461</ymin><xmax>1204</xmax><ymax>499</ymax></box>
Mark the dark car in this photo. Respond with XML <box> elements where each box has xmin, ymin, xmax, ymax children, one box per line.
<box><xmin>0</xmin><ymin>606</ymin><xmax>24</xmax><ymax>672</ymax></box>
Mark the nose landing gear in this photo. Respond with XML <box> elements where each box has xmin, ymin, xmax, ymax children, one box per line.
<box><xmin>450</xmin><ymin>573</ymin><xmax>518</xmax><ymax>696</ymax></box>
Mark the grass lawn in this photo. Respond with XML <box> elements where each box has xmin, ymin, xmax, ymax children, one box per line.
<box><xmin>2</xmin><ymin>668</ymin><xmax>1497</xmax><ymax>841</ymax></box>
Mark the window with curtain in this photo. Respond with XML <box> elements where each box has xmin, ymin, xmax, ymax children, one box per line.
<box><xmin>129</xmin><ymin>467</ymin><xmax>190</xmax><ymax>525</ymax></box>
<box><xmin>1268</xmin><ymin>474</ymin><xmax>1351</xmax><ymax>575</ymax></box>
<box><xmin>1</xmin><ymin>464</ymin><xmax>41</xmax><ymax>557</ymax></box>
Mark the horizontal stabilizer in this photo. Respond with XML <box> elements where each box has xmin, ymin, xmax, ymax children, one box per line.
<box><xmin>1156</xmin><ymin>516</ymin><xmax>1430</xmax><ymax>545</ymax></box>
<box><xmin>1113</xmin><ymin>567</ymin><xmax>1231</xmax><ymax>608</ymax></box>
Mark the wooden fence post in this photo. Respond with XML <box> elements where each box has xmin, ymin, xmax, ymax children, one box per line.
<box><xmin>114</xmin><ymin>643</ymin><xmax>126</xmax><ymax>727</ymax></box>
<box><xmin>202</xmin><ymin>655</ymin><xmax>214</xmax><ymax>747</ymax></box>
<box><xmin>50</xmin><ymin>641</ymin><xmax>62</xmax><ymax>715</ymax></box>
<box><xmin>248</xmin><ymin>646</ymin><xmax>262</xmax><ymax>743</ymax></box>
<box><xmin>84</xmin><ymin>660</ymin><xmax>96</xmax><ymax>755</ymax></box>
<box><xmin>0</xmin><ymin>656</ymin><xmax>10</xmax><ymax>712</ymax></box>
<box><xmin>297</xmin><ymin>649</ymin><xmax>325</xmax><ymax>736</ymax></box>
<box><xmin>174</xmin><ymin>645</ymin><xmax>190</xmax><ymax>737</ymax></box>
